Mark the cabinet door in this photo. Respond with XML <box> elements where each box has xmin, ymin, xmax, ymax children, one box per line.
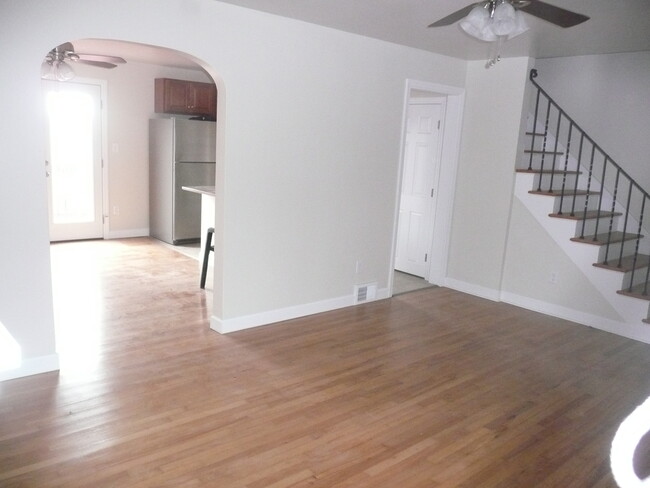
<box><xmin>155</xmin><ymin>78</ymin><xmax>217</xmax><ymax>118</ymax></box>
<box><xmin>161</xmin><ymin>79</ymin><xmax>190</xmax><ymax>113</ymax></box>
<box><xmin>189</xmin><ymin>83</ymin><xmax>216</xmax><ymax>118</ymax></box>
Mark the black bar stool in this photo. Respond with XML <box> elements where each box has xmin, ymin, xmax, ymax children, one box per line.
<box><xmin>200</xmin><ymin>227</ymin><xmax>214</xmax><ymax>289</ymax></box>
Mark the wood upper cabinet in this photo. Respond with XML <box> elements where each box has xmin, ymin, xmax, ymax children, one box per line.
<box><xmin>155</xmin><ymin>78</ymin><xmax>216</xmax><ymax>120</ymax></box>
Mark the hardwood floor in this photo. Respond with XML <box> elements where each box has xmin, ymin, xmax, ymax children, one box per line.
<box><xmin>1</xmin><ymin>237</ymin><xmax>649</xmax><ymax>487</ymax></box>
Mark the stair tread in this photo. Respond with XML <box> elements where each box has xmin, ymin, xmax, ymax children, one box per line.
<box><xmin>570</xmin><ymin>232</ymin><xmax>643</xmax><ymax>246</ymax></box>
<box><xmin>529</xmin><ymin>189</ymin><xmax>599</xmax><ymax>197</ymax></box>
<box><xmin>516</xmin><ymin>168</ymin><xmax>581</xmax><ymax>175</ymax></box>
<box><xmin>617</xmin><ymin>284</ymin><xmax>650</xmax><ymax>301</ymax></box>
<box><xmin>549</xmin><ymin>210</ymin><xmax>622</xmax><ymax>220</ymax></box>
<box><xmin>524</xmin><ymin>149</ymin><xmax>564</xmax><ymax>155</ymax></box>
<box><xmin>526</xmin><ymin>132</ymin><xmax>546</xmax><ymax>136</ymax></box>
<box><xmin>594</xmin><ymin>254</ymin><xmax>650</xmax><ymax>272</ymax></box>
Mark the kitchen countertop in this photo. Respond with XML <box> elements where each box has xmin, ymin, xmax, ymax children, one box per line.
<box><xmin>181</xmin><ymin>185</ymin><xmax>215</xmax><ymax>197</ymax></box>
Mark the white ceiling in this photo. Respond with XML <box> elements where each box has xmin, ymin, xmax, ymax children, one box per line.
<box><xmin>73</xmin><ymin>0</ymin><xmax>650</xmax><ymax>69</ymax></box>
<box><xmin>215</xmin><ymin>0</ymin><xmax>650</xmax><ymax>60</ymax></box>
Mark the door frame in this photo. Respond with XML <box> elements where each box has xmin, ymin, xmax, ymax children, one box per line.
<box><xmin>44</xmin><ymin>77</ymin><xmax>109</xmax><ymax>240</ymax></box>
<box><xmin>389</xmin><ymin>79</ymin><xmax>465</xmax><ymax>294</ymax></box>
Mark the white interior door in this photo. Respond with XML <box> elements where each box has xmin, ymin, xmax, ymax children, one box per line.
<box><xmin>44</xmin><ymin>81</ymin><xmax>103</xmax><ymax>242</ymax></box>
<box><xmin>395</xmin><ymin>100</ymin><xmax>444</xmax><ymax>278</ymax></box>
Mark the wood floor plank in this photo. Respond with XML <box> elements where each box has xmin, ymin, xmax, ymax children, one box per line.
<box><xmin>1</xmin><ymin>238</ymin><xmax>649</xmax><ymax>487</ymax></box>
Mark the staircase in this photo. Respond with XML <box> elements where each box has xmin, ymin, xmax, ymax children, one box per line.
<box><xmin>514</xmin><ymin>69</ymin><xmax>650</xmax><ymax>336</ymax></box>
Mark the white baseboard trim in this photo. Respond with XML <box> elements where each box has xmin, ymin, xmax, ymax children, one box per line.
<box><xmin>0</xmin><ymin>354</ymin><xmax>60</xmax><ymax>382</ymax></box>
<box><xmin>444</xmin><ymin>278</ymin><xmax>501</xmax><ymax>302</ymax></box>
<box><xmin>211</xmin><ymin>287</ymin><xmax>391</xmax><ymax>334</ymax></box>
<box><xmin>104</xmin><ymin>228</ymin><xmax>149</xmax><ymax>239</ymax></box>
<box><xmin>501</xmin><ymin>291</ymin><xmax>650</xmax><ymax>345</ymax></box>
<box><xmin>444</xmin><ymin>278</ymin><xmax>650</xmax><ymax>344</ymax></box>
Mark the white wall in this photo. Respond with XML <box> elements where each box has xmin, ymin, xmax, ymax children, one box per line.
<box><xmin>72</xmin><ymin>62</ymin><xmax>212</xmax><ymax>237</ymax></box>
<box><xmin>0</xmin><ymin>0</ymin><xmax>470</xmax><ymax>379</ymax></box>
<box><xmin>534</xmin><ymin>52</ymin><xmax>650</xmax><ymax>191</ymax></box>
<box><xmin>501</xmin><ymin>197</ymin><xmax>622</xmax><ymax>320</ymax></box>
<box><xmin>210</xmin><ymin>12</ymin><xmax>468</xmax><ymax>322</ymax></box>
<box><xmin>446</xmin><ymin>56</ymin><xmax>532</xmax><ymax>299</ymax></box>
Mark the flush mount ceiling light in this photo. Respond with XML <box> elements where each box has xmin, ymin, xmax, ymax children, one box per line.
<box><xmin>428</xmin><ymin>0</ymin><xmax>589</xmax><ymax>68</ymax></box>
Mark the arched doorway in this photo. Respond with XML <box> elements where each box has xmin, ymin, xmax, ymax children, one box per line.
<box><xmin>43</xmin><ymin>39</ymin><xmax>223</xmax><ymax>374</ymax></box>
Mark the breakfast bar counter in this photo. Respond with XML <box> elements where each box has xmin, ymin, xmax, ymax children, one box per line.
<box><xmin>182</xmin><ymin>186</ymin><xmax>215</xmax><ymax>288</ymax></box>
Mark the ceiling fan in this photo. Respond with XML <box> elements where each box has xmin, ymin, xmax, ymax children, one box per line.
<box><xmin>428</xmin><ymin>0</ymin><xmax>589</xmax><ymax>30</ymax></box>
<box><xmin>429</xmin><ymin>0</ymin><xmax>589</xmax><ymax>67</ymax></box>
<box><xmin>41</xmin><ymin>42</ymin><xmax>126</xmax><ymax>81</ymax></box>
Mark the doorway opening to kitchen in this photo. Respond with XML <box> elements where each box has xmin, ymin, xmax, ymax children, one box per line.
<box><xmin>43</xmin><ymin>39</ymin><xmax>222</xmax><ymax>376</ymax></box>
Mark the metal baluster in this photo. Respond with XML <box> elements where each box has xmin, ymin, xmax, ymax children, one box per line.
<box><xmin>643</xmin><ymin>241</ymin><xmax>650</xmax><ymax>296</ymax></box>
<box><xmin>603</xmin><ymin>169</ymin><xmax>620</xmax><ymax>266</ymax></box>
<box><xmin>628</xmin><ymin>195</ymin><xmax>645</xmax><ymax>292</ymax></box>
<box><xmin>558</xmin><ymin>122</ymin><xmax>573</xmax><ymax>216</ymax></box>
<box><xmin>593</xmin><ymin>154</ymin><xmax>608</xmax><ymax>240</ymax></box>
<box><xmin>528</xmin><ymin>89</ymin><xmax>541</xmax><ymax>171</ymax></box>
<box><xmin>548</xmin><ymin>109</ymin><xmax>562</xmax><ymax>193</ymax></box>
<box><xmin>537</xmin><ymin>98</ymin><xmax>552</xmax><ymax>192</ymax></box>
<box><xmin>570</xmin><ymin>133</ymin><xmax>584</xmax><ymax>217</ymax></box>
<box><xmin>618</xmin><ymin>180</ymin><xmax>633</xmax><ymax>268</ymax></box>
<box><xmin>581</xmin><ymin>144</ymin><xmax>597</xmax><ymax>240</ymax></box>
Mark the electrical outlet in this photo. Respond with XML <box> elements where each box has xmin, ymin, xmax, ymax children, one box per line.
<box><xmin>355</xmin><ymin>260</ymin><xmax>361</xmax><ymax>274</ymax></box>
<box><xmin>549</xmin><ymin>272</ymin><xmax>558</xmax><ymax>284</ymax></box>
<box><xmin>113</xmin><ymin>206</ymin><xmax>120</xmax><ymax>216</ymax></box>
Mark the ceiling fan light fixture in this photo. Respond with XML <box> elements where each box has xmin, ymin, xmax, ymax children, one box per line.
<box><xmin>41</xmin><ymin>59</ymin><xmax>75</xmax><ymax>81</ymax></box>
<box><xmin>460</xmin><ymin>1</ymin><xmax>529</xmax><ymax>42</ymax></box>
<box><xmin>40</xmin><ymin>60</ymin><xmax>54</xmax><ymax>80</ymax></box>
<box><xmin>492</xmin><ymin>2</ymin><xmax>517</xmax><ymax>36</ymax></box>
<box><xmin>459</xmin><ymin>5</ymin><xmax>496</xmax><ymax>42</ymax></box>
<box><xmin>54</xmin><ymin>60</ymin><xmax>75</xmax><ymax>81</ymax></box>
<box><xmin>457</xmin><ymin>0</ymin><xmax>531</xmax><ymax>68</ymax></box>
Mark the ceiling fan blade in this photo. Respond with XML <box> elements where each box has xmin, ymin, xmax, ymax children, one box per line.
<box><xmin>518</xmin><ymin>0</ymin><xmax>589</xmax><ymax>28</ymax></box>
<box><xmin>428</xmin><ymin>4</ymin><xmax>476</xmax><ymax>28</ymax></box>
<box><xmin>76</xmin><ymin>53</ymin><xmax>126</xmax><ymax>64</ymax></box>
<box><xmin>75</xmin><ymin>59</ymin><xmax>118</xmax><ymax>69</ymax></box>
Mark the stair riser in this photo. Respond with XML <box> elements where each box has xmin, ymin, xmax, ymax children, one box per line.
<box><xmin>534</xmin><ymin>173</ymin><xmax>580</xmax><ymax>191</ymax></box>
<box><xmin>524</xmin><ymin>151</ymin><xmax>573</xmax><ymax>170</ymax></box>
<box><xmin>621</xmin><ymin>273</ymin><xmax>650</xmax><ymax>290</ymax></box>
<box><xmin>597</xmin><ymin>240</ymin><xmax>644</xmax><ymax>263</ymax></box>
<box><xmin>572</xmin><ymin>217</ymin><xmax>621</xmax><ymax>237</ymax></box>
<box><xmin>553</xmin><ymin>195</ymin><xmax>600</xmax><ymax>214</ymax></box>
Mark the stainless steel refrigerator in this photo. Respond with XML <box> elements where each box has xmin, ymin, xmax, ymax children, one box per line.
<box><xmin>149</xmin><ymin>118</ymin><xmax>216</xmax><ymax>245</ymax></box>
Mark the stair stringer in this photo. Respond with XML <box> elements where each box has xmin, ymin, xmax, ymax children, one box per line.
<box><xmin>513</xmin><ymin>172</ymin><xmax>650</xmax><ymax>344</ymax></box>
